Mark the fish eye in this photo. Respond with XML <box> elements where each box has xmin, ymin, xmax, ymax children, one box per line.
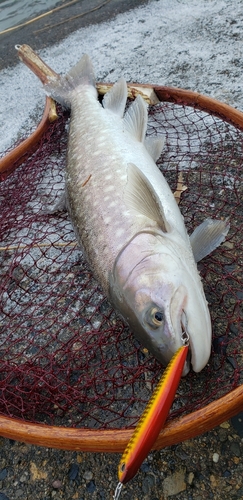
<box><xmin>146</xmin><ymin>307</ymin><xmax>164</xmax><ymax>329</ymax></box>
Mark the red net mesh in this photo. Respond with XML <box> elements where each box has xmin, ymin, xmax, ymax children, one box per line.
<box><xmin>0</xmin><ymin>101</ymin><xmax>242</xmax><ymax>429</ymax></box>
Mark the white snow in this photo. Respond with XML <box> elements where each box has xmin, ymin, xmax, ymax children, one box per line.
<box><xmin>1</xmin><ymin>0</ymin><xmax>243</xmax><ymax>154</ymax></box>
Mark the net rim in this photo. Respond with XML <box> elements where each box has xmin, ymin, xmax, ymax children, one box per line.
<box><xmin>0</xmin><ymin>82</ymin><xmax>242</xmax><ymax>452</ymax></box>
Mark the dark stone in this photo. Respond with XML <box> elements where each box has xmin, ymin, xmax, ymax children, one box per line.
<box><xmin>140</xmin><ymin>461</ymin><xmax>150</xmax><ymax>472</ymax></box>
<box><xmin>0</xmin><ymin>469</ymin><xmax>7</xmax><ymax>481</ymax></box>
<box><xmin>0</xmin><ymin>493</ymin><xmax>10</xmax><ymax>500</ymax></box>
<box><xmin>213</xmin><ymin>336</ymin><xmax>227</xmax><ymax>355</ymax></box>
<box><xmin>142</xmin><ymin>475</ymin><xmax>155</xmax><ymax>494</ymax></box>
<box><xmin>86</xmin><ymin>480</ymin><xmax>96</xmax><ymax>493</ymax></box>
<box><xmin>223</xmin><ymin>470</ymin><xmax>231</xmax><ymax>478</ymax></box>
<box><xmin>68</xmin><ymin>463</ymin><xmax>79</xmax><ymax>481</ymax></box>
<box><xmin>231</xmin><ymin>412</ymin><xmax>243</xmax><ymax>438</ymax></box>
<box><xmin>229</xmin><ymin>442</ymin><xmax>241</xmax><ymax>457</ymax></box>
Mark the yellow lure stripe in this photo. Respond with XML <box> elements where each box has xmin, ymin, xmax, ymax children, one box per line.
<box><xmin>118</xmin><ymin>345</ymin><xmax>189</xmax><ymax>484</ymax></box>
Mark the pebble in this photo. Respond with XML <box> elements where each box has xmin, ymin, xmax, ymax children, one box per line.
<box><xmin>210</xmin><ymin>475</ymin><xmax>219</xmax><ymax>488</ymax></box>
<box><xmin>30</xmin><ymin>462</ymin><xmax>48</xmax><ymax>481</ymax></box>
<box><xmin>231</xmin><ymin>412</ymin><xmax>243</xmax><ymax>438</ymax></box>
<box><xmin>83</xmin><ymin>470</ymin><xmax>93</xmax><ymax>481</ymax></box>
<box><xmin>68</xmin><ymin>463</ymin><xmax>79</xmax><ymax>481</ymax></box>
<box><xmin>0</xmin><ymin>469</ymin><xmax>7</xmax><ymax>481</ymax></box>
<box><xmin>52</xmin><ymin>480</ymin><xmax>63</xmax><ymax>489</ymax></box>
<box><xmin>212</xmin><ymin>453</ymin><xmax>219</xmax><ymax>463</ymax></box>
<box><xmin>0</xmin><ymin>494</ymin><xmax>10</xmax><ymax>500</ymax></box>
<box><xmin>187</xmin><ymin>472</ymin><xmax>194</xmax><ymax>485</ymax></box>
<box><xmin>163</xmin><ymin>468</ymin><xmax>186</xmax><ymax>497</ymax></box>
<box><xmin>141</xmin><ymin>474</ymin><xmax>155</xmax><ymax>494</ymax></box>
<box><xmin>220</xmin><ymin>421</ymin><xmax>230</xmax><ymax>429</ymax></box>
<box><xmin>229</xmin><ymin>442</ymin><xmax>241</xmax><ymax>457</ymax></box>
<box><xmin>86</xmin><ymin>480</ymin><xmax>96</xmax><ymax>493</ymax></box>
<box><xmin>15</xmin><ymin>490</ymin><xmax>24</xmax><ymax>498</ymax></box>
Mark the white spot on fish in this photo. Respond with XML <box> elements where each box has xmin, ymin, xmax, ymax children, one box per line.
<box><xmin>108</xmin><ymin>201</ymin><xmax>118</xmax><ymax>208</ymax></box>
<box><xmin>104</xmin><ymin>216</ymin><xmax>112</xmax><ymax>224</ymax></box>
<box><xmin>115</xmin><ymin>227</ymin><xmax>125</xmax><ymax>238</ymax></box>
<box><xmin>104</xmin><ymin>185</ymin><xmax>114</xmax><ymax>193</ymax></box>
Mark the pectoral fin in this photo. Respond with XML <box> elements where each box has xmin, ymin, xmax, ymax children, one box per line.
<box><xmin>124</xmin><ymin>163</ymin><xmax>170</xmax><ymax>233</ymax></box>
<box><xmin>190</xmin><ymin>218</ymin><xmax>230</xmax><ymax>263</ymax></box>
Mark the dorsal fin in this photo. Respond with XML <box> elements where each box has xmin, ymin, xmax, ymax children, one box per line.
<box><xmin>124</xmin><ymin>95</ymin><xmax>148</xmax><ymax>142</ymax></box>
<box><xmin>144</xmin><ymin>136</ymin><xmax>165</xmax><ymax>161</ymax></box>
<box><xmin>124</xmin><ymin>163</ymin><xmax>170</xmax><ymax>233</ymax></box>
<box><xmin>102</xmin><ymin>77</ymin><xmax>127</xmax><ymax>117</ymax></box>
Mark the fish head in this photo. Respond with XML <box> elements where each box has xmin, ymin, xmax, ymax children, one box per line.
<box><xmin>109</xmin><ymin>232</ymin><xmax>211</xmax><ymax>375</ymax></box>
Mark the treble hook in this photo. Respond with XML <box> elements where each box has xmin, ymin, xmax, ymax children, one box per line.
<box><xmin>181</xmin><ymin>328</ymin><xmax>190</xmax><ymax>346</ymax></box>
<box><xmin>113</xmin><ymin>481</ymin><xmax>123</xmax><ymax>500</ymax></box>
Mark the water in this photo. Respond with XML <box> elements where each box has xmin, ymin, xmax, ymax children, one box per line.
<box><xmin>0</xmin><ymin>0</ymin><xmax>62</xmax><ymax>32</ymax></box>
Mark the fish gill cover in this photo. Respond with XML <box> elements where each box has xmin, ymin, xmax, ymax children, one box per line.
<box><xmin>0</xmin><ymin>101</ymin><xmax>242</xmax><ymax>429</ymax></box>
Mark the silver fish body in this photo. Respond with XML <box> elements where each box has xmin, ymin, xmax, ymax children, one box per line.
<box><xmin>45</xmin><ymin>55</ymin><xmax>229</xmax><ymax>374</ymax></box>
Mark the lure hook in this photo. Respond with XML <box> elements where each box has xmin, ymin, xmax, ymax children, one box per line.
<box><xmin>113</xmin><ymin>481</ymin><xmax>123</xmax><ymax>500</ymax></box>
<box><xmin>181</xmin><ymin>328</ymin><xmax>190</xmax><ymax>346</ymax></box>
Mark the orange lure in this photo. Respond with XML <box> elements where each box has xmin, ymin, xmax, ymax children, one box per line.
<box><xmin>113</xmin><ymin>343</ymin><xmax>189</xmax><ymax>499</ymax></box>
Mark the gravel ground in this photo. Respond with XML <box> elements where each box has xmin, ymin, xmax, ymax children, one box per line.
<box><xmin>0</xmin><ymin>0</ymin><xmax>243</xmax><ymax>499</ymax></box>
<box><xmin>0</xmin><ymin>417</ymin><xmax>243</xmax><ymax>499</ymax></box>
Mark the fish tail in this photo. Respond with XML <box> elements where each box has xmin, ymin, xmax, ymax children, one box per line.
<box><xmin>44</xmin><ymin>54</ymin><xmax>96</xmax><ymax>107</ymax></box>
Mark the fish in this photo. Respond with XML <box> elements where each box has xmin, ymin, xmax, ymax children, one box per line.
<box><xmin>44</xmin><ymin>54</ymin><xmax>229</xmax><ymax>375</ymax></box>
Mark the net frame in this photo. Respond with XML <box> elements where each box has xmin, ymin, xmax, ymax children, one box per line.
<box><xmin>0</xmin><ymin>50</ymin><xmax>243</xmax><ymax>451</ymax></box>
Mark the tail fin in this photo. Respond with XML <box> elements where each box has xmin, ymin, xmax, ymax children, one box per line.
<box><xmin>44</xmin><ymin>54</ymin><xmax>96</xmax><ymax>107</ymax></box>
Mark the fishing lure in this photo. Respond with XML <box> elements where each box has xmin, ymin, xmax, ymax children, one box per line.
<box><xmin>113</xmin><ymin>334</ymin><xmax>189</xmax><ymax>499</ymax></box>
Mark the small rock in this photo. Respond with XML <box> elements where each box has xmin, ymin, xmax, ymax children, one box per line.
<box><xmin>218</xmin><ymin>429</ymin><xmax>228</xmax><ymax>442</ymax></box>
<box><xmin>187</xmin><ymin>472</ymin><xmax>194</xmax><ymax>485</ymax></box>
<box><xmin>68</xmin><ymin>463</ymin><xmax>79</xmax><ymax>481</ymax></box>
<box><xmin>210</xmin><ymin>474</ymin><xmax>219</xmax><ymax>488</ymax></box>
<box><xmin>76</xmin><ymin>454</ymin><xmax>83</xmax><ymax>464</ymax></box>
<box><xmin>0</xmin><ymin>469</ymin><xmax>7</xmax><ymax>481</ymax></box>
<box><xmin>229</xmin><ymin>442</ymin><xmax>241</xmax><ymax>457</ymax></box>
<box><xmin>86</xmin><ymin>480</ymin><xmax>96</xmax><ymax>493</ymax></box>
<box><xmin>0</xmin><ymin>494</ymin><xmax>10</xmax><ymax>500</ymax></box>
<box><xmin>231</xmin><ymin>412</ymin><xmax>243</xmax><ymax>438</ymax></box>
<box><xmin>30</xmin><ymin>462</ymin><xmax>47</xmax><ymax>480</ymax></box>
<box><xmin>142</xmin><ymin>474</ymin><xmax>155</xmax><ymax>494</ymax></box>
<box><xmin>83</xmin><ymin>470</ymin><xmax>93</xmax><ymax>481</ymax></box>
<box><xmin>15</xmin><ymin>490</ymin><xmax>24</xmax><ymax>498</ymax></box>
<box><xmin>163</xmin><ymin>468</ymin><xmax>186</xmax><ymax>497</ymax></box>
<box><xmin>52</xmin><ymin>480</ymin><xmax>62</xmax><ymax>489</ymax></box>
<box><xmin>140</xmin><ymin>462</ymin><xmax>150</xmax><ymax>473</ymax></box>
<box><xmin>220</xmin><ymin>421</ymin><xmax>230</xmax><ymax>429</ymax></box>
<box><xmin>213</xmin><ymin>453</ymin><xmax>219</xmax><ymax>463</ymax></box>
<box><xmin>223</xmin><ymin>470</ymin><xmax>231</xmax><ymax>478</ymax></box>
<box><xmin>19</xmin><ymin>473</ymin><xmax>28</xmax><ymax>483</ymax></box>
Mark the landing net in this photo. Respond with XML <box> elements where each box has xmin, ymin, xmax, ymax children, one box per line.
<box><xmin>0</xmin><ymin>99</ymin><xmax>242</xmax><ymax>433</ymax></box>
